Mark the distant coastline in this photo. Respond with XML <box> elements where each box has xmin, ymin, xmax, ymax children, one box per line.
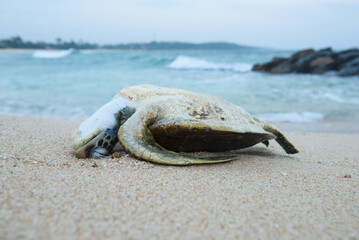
<box><xmin>0</xmin><ymin>36</ymin><xmax>253</xmax><ymax>50</ymax></box>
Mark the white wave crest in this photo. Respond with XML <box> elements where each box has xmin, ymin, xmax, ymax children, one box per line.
<box><xmin>167</xmin><ymin>55</ymin><xmax>252</xmax><ymax>72</ymax></box>
<box><xmin>32</xmin><ymin>49</ymin><xmax>74</xmax><ymax>59</ymax></box>
<box><xmin>322</xmin><ymin>93</ymin><xmax>359</xmax><ymax>104</ymax></box>
<box><xmin>256</xmin><ymin>112</ymin><xmax>324</xmax><ymax>123</ymax></box>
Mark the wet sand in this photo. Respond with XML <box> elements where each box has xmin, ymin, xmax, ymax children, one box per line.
<box><xmin>0</xmin><ymin>115</ymin><xmax>358</xmax><ymax>239</ymax></box>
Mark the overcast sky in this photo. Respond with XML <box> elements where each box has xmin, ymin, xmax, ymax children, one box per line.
<box><xmin>1</xmin><ymin>0</ymin><xmax>358</xmax><ymax>49</ymax></box>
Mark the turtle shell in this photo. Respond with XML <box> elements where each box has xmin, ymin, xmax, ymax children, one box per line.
<box><xmin>119</xmin><ymin>84</ymin><xmax>275</xmax><ymax>152</ymax></box>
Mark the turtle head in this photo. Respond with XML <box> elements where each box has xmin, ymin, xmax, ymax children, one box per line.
<box><xmin>73</xmin><ymin>97</ymin><xmax>136</xmax><ymax>158</ymax></box>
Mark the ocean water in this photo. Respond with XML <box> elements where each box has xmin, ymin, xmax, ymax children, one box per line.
<box><xmin>0</xmin><ymin>49</ymin><xmax>358</xmax><ymax>125</ymax></box>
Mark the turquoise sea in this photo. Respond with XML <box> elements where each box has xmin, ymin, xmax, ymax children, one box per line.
<box><xmin>0</xmin><ymin>49</ymin><xmax>358</xmax><ymax>127</ymax></box>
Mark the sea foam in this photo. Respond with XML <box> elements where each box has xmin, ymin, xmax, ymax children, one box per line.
<box><xmin>323</xmin><ymin>93</ymin><xmax>359</xmax><ymax>104</ymax></box>
<box><xmin>32</xmin><ymin>49</ymin><xmax>74</xmax><ymax>59</ymax></box>
<box><xmin>256</xmin><ymin>112</ymin><xmax>324</xmax><ymax>123</ymax></box>
<box><xmin>167</xmin><ymin>55</ymin><xmax>252</xmax><ymax>72</ymax></box>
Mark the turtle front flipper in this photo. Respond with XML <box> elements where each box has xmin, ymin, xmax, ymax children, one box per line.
<box><xmin>259</xmin><ymin>120</ymin><xmax>299</xmax><ymax>154</ymax></box>
<box><xmin>73</xmin><ymin>97</ymin><xmax>136</xmax><ymax>158</ymax></box>
<box><xmin>74</xmin><ymin>128</ymin><xmax>118</xmax><ymax>158</ymax></box>
<box><xmin>118</xmin><ymin>111</ymin><xmax>238</xmax><ymax>165</ymax></box>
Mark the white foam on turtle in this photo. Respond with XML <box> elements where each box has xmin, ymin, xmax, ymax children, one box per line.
<box><xmin>77</xmin><ymin>97</ymin><xmax>133</xmax><ymax>139</ymax></box>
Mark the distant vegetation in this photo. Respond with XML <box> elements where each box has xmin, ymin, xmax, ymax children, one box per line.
<box><xmin>0</xmin><ymin>36</ymin><xmax>251</xmax><ymax>50</ymax></box>
<box><xmin>0</xmin><ymin>36</ymin><xmax>98</xmax><ymax>50</ymax></box>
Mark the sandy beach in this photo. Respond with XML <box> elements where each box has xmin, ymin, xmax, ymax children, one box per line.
<box><xmin>0</xmin><ymin>114</ymin><xmax>358</xmax><ymax>239</ymax></box>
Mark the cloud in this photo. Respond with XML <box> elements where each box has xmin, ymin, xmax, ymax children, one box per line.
<box><xmin>0</xmin><ymin>0</ymin><xmax>358</xmax><ymax>49</ymax></box>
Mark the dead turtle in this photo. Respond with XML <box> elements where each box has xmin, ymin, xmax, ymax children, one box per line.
<box><xmin>73</xmin><ymin>84</ymin><xmax>298</xmax><ymax>165</ymax></box>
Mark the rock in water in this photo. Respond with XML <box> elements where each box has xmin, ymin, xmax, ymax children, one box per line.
<box><xmin>339</xmin><ymin>57</ymin><xmax>359</xmax><ymax>76</ymax></box>
<box><xmin>252</xmin><ymin>48</ymin><xmax>359</xmax><ymax>77</ymax></box>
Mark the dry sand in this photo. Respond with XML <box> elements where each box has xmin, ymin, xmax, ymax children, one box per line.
<box><xmin>0</xmin><ymin>115</ymin><xmax>358</xmax><ymax>239</ymax></box>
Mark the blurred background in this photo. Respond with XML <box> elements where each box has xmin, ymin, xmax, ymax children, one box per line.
<box><xmin>0</xmin><ymin>0</ymin><xmax>358</xmax><ymax>131</ymax></box>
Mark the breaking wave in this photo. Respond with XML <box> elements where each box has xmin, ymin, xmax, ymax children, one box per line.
<box><xmin>322</xmin><ymin>93</ymin><xmax>359</xmax><ymax>105</ymax></box>
<box><xmin>256</xmin><ymin>112</ymin><xmax>324</xmax><ymax>123</ymax></box>
<box><xmin>32</xmin><ymin>49</ymin><xmax>75</xmax><ymax>59</ymax></box>
<box><xmin>167</xmin><ymin>55</ymin><xmax>252</xmax><ymax>72</ymax></box>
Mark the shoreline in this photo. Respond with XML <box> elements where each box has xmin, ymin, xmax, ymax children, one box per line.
<box><xmin>0</xmin><ymin>114</ymin><xmax>358</xmax><ymax>239</ymax></box>
<box><xmin>0</xmin><ymin>48</ymin><xmax>39</xmax><ymax>52</ymax></box>
<box><xmin>276</xmin><ymin>119</ymin><xmax>359</xmax><ymax>134</ymax></box>
<box><xmin>0</xmin><ymin>48</ymin><xmax>252</xmax><ymax>53</ymax></box>
<box><xmin>0</xmin><ymin>48</ymin><xmax>134</xmax><ymax>52</ymax></box>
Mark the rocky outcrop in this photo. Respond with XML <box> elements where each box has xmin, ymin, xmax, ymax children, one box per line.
<box><xmin>252</xmin><ymin>48</ymin><xmax>359</xmax><ymax>77</ymax></box>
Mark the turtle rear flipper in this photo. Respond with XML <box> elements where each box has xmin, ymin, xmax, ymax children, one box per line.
<box><xmin>259</xmin><ymin>121</ymin><xmax>299</xmax><ymax>154</ymax></box>
<box><xmin>118</xmin><ymin>112</ymin><xmax>238</xmax><ymax>165</ymax></box>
